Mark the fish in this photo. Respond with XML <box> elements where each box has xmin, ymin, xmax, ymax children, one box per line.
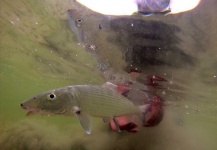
<box><xmin>20</xmin><ymin>82</ymin><xmax>150</xmax><ymax>134</ymax></box>
<box><xmin>67</xmin><ymin>9</ymin><xmax>111</xmax><ymax>71</ymax></box>
<box><xmin>67</xmin><ymin>9</ymin><xmax>86</xmax><ymax>45</ymax></box>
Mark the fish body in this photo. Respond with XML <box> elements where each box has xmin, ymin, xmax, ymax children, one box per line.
<box><xmin>72</xmin><ymin>85</ymin><xmax>140</xmax><ymax>117</ymax></box>
<box><xmin>21</xmin><ymin>82</ymin><xmax>149</xmax><ymax>134</ymax></box>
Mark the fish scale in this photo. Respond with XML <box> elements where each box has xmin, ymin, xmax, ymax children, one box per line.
<box><xmin>72</xmin><ymin>85</ymin><xmax>140</xmax><ymax>117</ymax></box>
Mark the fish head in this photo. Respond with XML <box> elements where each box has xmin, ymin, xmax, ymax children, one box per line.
<box><xmin>67</xmin><ymin>9</ymin><xmax>87</xmax><ymax>44</ymax></box>
<box><xmin>20</xmin><ymin>88</ymin><xmax>69</xmax><ymax>115</ymax></box>
<box><xmin>67</xmin><ymin>9</ymin><xmax>83</xmax><ymax>28</ymax></box>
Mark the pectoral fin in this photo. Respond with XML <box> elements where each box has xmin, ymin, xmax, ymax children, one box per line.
<box><xmin>73</xmin><ymin>107</ymin><xmax>92</xmax><ymax>134</ymax></box>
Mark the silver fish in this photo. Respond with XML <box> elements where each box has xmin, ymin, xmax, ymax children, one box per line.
<box><xmin>20</xmin><ymin>82</ymin><xmax>149</xmax><ymax>134</ymax></box>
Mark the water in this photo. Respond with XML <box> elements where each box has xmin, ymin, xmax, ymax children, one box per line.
<box><xmin>0</xmin><ymin>0</ymin><xmax>217</xmax><ymax>149</ymax></box>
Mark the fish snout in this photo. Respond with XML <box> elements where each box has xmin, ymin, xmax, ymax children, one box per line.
<box><xmin>20</xmin><ymin>103</ymin><xmax>28</xmax><ymax>109</ymax></box>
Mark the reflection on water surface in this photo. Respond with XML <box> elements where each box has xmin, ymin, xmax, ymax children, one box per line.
<box><xmin>0</xmin><ymin>0</ymin><xmax>217</xmax><ymax>150</ymax></box>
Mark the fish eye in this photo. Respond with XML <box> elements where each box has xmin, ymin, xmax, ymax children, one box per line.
<box><xmin>47</xmin><ymin>93</ymin><xmax>56</xmax><ymax>101</ymax></box>
<box><xmin>77</xmin><ymin>19</ymin><xmax>82</xmax><ymax>23</ymax></box>
<box><xmin>76</xmin><ymin>19</ymin><xmax>82</xmax><ymax>28</ymax></box>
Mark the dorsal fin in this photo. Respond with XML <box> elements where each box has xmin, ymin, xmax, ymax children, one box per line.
<box><xmin>102</xmin><ymin>82</ymin><xmax>129</xmax><ymax>94</ymax></box>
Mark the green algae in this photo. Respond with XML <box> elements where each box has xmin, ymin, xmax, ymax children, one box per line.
<box><xmin>0</xmin><ymin>0</ymin><xmax>104</xmax><ymax>131</ymax></box>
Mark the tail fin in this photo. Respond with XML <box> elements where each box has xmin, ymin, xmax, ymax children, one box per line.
<box><xmin>139</xmin><ymin>104</ymin><xmax>150</xmax><ymax>124</ymax></box>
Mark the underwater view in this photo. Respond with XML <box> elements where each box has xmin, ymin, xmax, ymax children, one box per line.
<box><xmin>0</xmin><ymin>0</ymin><xmax>217</xmax><ymax>149</ymax></box>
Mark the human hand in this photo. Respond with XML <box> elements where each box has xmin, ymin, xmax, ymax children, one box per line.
<box><xmin>75</xmin><ymin>0</ymin><xmax>201</xmax><ymax>16</ymax></box>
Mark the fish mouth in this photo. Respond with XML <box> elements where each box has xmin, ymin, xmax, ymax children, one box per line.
<box><xmin>20</xmin><ymin>103</ymin><xmax>39</xmax><ymax>116</ymax></box>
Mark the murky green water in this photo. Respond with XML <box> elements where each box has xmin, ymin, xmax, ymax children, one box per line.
<box><xmin>0</xmin><ymin>0</ymin><xmax>217</xmax><ymax>150</ymax></box>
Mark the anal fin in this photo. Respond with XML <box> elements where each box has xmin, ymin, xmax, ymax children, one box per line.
<box><xmin>102</xmin><ymin>117</ymin><xmax>110</xmax><ymax>123</ymax></box>
<box><xmin>139</xmin><ymin>104</ymin><xmax>150</xmax><ymax>124</ymax></box>
<box><xmin>113</xmin><ymin>117</ymin><xmax>121</xmax><ymax>133</ymax></box>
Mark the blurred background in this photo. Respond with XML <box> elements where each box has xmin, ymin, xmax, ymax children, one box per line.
<box><xmin>0</xmin><ymin>0</ymin><xmax>217</xmax><ymax>149</ymax></box>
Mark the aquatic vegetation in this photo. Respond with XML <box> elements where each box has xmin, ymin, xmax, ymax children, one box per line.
<box><xmin>0</xmin><ymin>0</ymin><xmax>217</xmax><ymax>150</ymax></box>
<box><xmin>0</xmin><ymin>0</ymin><xmax>104</xmax><ymax>141</ymax></box>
